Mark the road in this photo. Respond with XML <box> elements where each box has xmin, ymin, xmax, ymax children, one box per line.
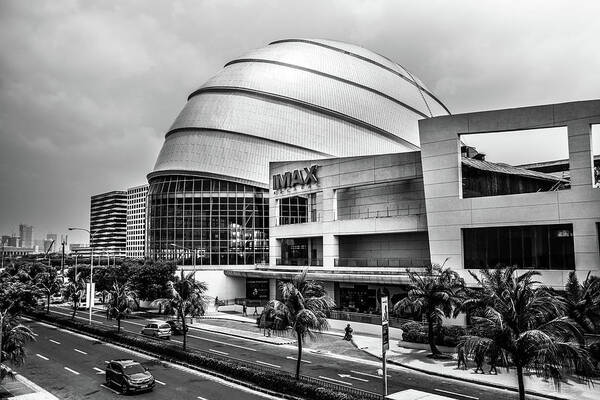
<box><xmin>39</xmin><ymin>305</ymin><xmax>539</xmax><ymax>400</ymax></box>
<box><xmin>19</xmin><ymin>318</ymin><xmax>282</xmax><ymax>400</ymax></box>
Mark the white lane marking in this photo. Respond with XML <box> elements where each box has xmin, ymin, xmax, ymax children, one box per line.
<box><xmin>32</xmin><ymin>332</ymin><xmax>39</xmax><ymax>336</ymax></box>
<box><xmin>104</xmin><ymin>360</ymin><xmax>109</xmax><ymax>364</ymax></box>
<box><xmin>338</xmin><ymin>373</ymin><xmax>368</xmax><ymax>382</ymax></box>
<box><xmin>187</xmin><ymin>334</ymin><xmax>257</xmax><ymax>352</ymax></box>
<box><xmin>209</xmin><ymin>348</ymin><xmax>229</xmax><ymax>355</ymax></box>
<box><xmin>197</xmin><ymin>397</ymin><xmax>209</xmax><ymax>400</ymax></box>
<box><xmin>434</xmin><ymin>389</ymin><xmax>479</xmax><ymax>400</ymax></box>
<box><xmin>318</xmin><ymin>376</ymin><xmax>353</xmax><ymax>386</ymax></box>
<box><xmin>64</xmin><ymin>366</ymin><xmax>80</xmax><ymax>375</ymax></box>
<box><xmin>286</xmin><ymin>356</ymin><xmax>311</xmax><ymax>363</ymax></box>
<box><xmin>74</xmin><ymin>348</ymin><xmax>87</xmax><ymax>355</ymax></box>
<box><xmin>255</xmin><ymin>360</ymin><xmax>281</xmax><ymax>369</ymax></box>
<box><xmin>93</xmin><ymin>367</ymin><xmax>105</xmax><ymax>374</ymax></box>
<box><xmin>351</xmin><ymin>370</ymin><xmax>390</xmax><ymax>379</ymax></box>
<box><xmin>155</xmin><ymin>379</ymin><xmax>166</xmax><ymax>385</ymax></box>
<box><xmin>171</xmin><ymin>339</ymin><xmax>183</xmax><ymax>343</ymax></box>
<box><xmin>101</xmin><ymin>384</ymin><xmax>120</xmax><ymax>394</ymax></box>
<box><xmin>49</xmin><ymin>339</ymin><xmax>61</xmax><ymax>345</ymax></box>
<box><xmin>36</xmin><ymin>354</ymin><xmax>49</xmax><ymax>360</ymax></box>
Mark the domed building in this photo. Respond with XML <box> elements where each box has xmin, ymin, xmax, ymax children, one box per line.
<box><xmin>147</xmin><ymin>38</ymin><xmax>450</xmax><ymax>264</ymax></box>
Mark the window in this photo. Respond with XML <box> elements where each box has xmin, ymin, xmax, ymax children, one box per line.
<box><xmin>279</xmin><ymin>195</ymin><xmax>308</xmax><ymax>225</ymax></box>
<box><xmin>463</xmin><ymin>224</ymin><xmax>574</xmax><ymax>270</ymax></box>
<box><xmin>593</xmin><ymin>125</ymin><xmax>599</xmax><ymax>188</ymax></box>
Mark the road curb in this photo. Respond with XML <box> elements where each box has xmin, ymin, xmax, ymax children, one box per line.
<box><xmin>351</xmin><ymin>340</ymin><xmax>572</xmax><ymax>400</ymax></box>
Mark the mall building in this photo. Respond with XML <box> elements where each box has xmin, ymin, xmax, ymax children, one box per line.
<box><xmin>147</xmin><ymin>38</ymin><xmax>600</xmax><ymax>311</ymax></box>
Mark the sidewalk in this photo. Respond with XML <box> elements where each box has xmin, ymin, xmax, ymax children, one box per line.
<box><xmin>197</xmin><ymin>309</ymin><xmax>600</xmax><ymax>400</ymax></box>
<box><xmin>0</xmin><ymin>373</ymin><xmax>59</xmax><ymax>399</ymax></box>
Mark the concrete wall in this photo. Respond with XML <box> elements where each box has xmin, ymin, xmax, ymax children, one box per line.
<box><xmin>269</xmin><ymin>152</ymin><xmax>427</xmax><ymax>268</ymax></box>
<box><xmin>338</xmin><ymin>232</ymin><xmax>430</xmax><ymax>261</ymax></box>
<box><xmin>419</xmin><ymin>99</ymin><xmax>600</xmax><ymax>287</ymax></box>
<box><xmin>190</xmin><ymin>269</ymin><xmax>246</xmax><ymax>300</ymax></box>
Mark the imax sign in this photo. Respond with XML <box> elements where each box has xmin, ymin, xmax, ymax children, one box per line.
<box><xmin>273</xmin><ymin>165</ymin><xmax>319</xmax><ymax>191</ymax></box>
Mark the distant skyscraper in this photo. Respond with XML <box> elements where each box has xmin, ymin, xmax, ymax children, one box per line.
<box><xmin>126</xmin><ymin>184</ymin><xmax>148</xmax><ymax>259</ymax></box>
<box><xmin>43</xmin><ymin>239</ymin><xmax>54</xmax><ymax>253</ymax></box>
<box><xmin>90</xmin><ymin>190</ymin><xmax>127</xmax><ymax>257</ymax></box>
<box><xmin>19</xmin><ymin>224</ymin><xmax>33</xmax><ymax>248</ymax></box>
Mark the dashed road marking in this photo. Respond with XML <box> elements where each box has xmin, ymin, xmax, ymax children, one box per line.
<box><xmin>64</xmin><ymin>366</ymin><xmax>80</xmax><ymax>375</ymax></box>
<box><xmin>101</xmin><ymin>384</ymin><xmax>120</xmax><ymax>394</ymax></box>
<box><xmin>93</xmin><ymin>367</ymin><xmax>105</xmax><ymax>374</ymax></box>
<box><xmin>49</xmin><ymin>339</ymin><xmax>61</xmax><ymax>345</ymax></box>
<box><xmin>286</xmin><ymin>356</ymin><xmax>311</xmax><ymax>363</ymax></box>
<box><xmin>74</xmin><ymin>348</ymin><xmax>87</xmax><ymax>355</ymax></box>
<box><xmin>318</xmin><ymin>376</ymin><xmax>353</xmax><ymax>386</ymax></box>
<box><xmin>155</xmin><ymin>379</ymin><xmax>166</xmax><ymax>385</ymax></box>
<box><xmin>171</xmin><ymin>339</ymin><xmax>183</xmax><ymax>344</ymax></box>
<box><xmin>435</xmin><ymin>389</ymin><xmax>479</xmax><ymax>400</ymax></box>
<box><xmin>197</xmin><ymin>397</ymin><xmax>209</xmax><ymax>400</ymax></box>
<box><xmin>350</xmin><ymin>370</ymin><xmax>389</xmax><ymax>379</ymax></box>
<box><xmin>188</xmin><ymin>334</ymin><xmax>257</xmax><ymax>351</ymax></box>
<box><xmin>209</xmin><ymin>348</ymin><xmax>229</xmax><ymax>355</ymax></box>
<box><xmin>255</xmin><ymin>360</ymin><xmax>281</xmax><ymax>369</ymax></box>
<box><xmin>36</xmin><ymin>354</ymin><xmax>49</xmax><ymax>360</ymax></box>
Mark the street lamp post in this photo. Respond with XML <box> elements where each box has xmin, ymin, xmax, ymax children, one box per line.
<box><xmin>68</xmin><ymin>227</ymin><xmax>95</xmax><ymax>325</ymax></box>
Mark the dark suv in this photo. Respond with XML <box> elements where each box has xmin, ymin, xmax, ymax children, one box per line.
<box><xmin>165</xmin><ymin>319</ymin><xmax>186</xmax><ymax>335</ymax></box>
<box><xmin>105</xmin><ymin>359</ymin><xmax>155</xmax><ymax>394</ymax></box>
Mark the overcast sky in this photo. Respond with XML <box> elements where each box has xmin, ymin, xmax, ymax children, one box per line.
<box><xmin>1</xmin><ymin>0</ymin><xmax>599</xmax><ymax>244</ymax></box>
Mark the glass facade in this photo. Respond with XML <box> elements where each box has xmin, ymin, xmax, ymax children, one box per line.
<box><xmin>278</xmin><ymin>193</ymin><xmax>318</xmax><ymax>225</ymax></box>
<box><xmin>463</xmin><ymin>224</ymin><xmax>575</xmax><ymax>270</ymax></box>
<box><xmin>147</xmin><ymin>176</ymin><xmax>269</xmax><ymax>265</ymax></box>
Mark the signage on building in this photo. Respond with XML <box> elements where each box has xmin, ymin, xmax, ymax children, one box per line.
<box><xmin>246</xmin><ymin>279</ymin><xmax>270</xmax><ymax>301</ymax></box>
<box><xmin>272</xmin><ymin>165</ymin><xmax>319</xmax><ymax>191</ymax></box>
<box><xmin>381</xmin><ymin>296</ymin><xmax>389</xmax><ymax>352</ymax></box>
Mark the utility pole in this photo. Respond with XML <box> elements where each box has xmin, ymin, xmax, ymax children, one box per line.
<box><xmin>61</xmin><ymin>235</ymin><xmax>67</xmax><ymax>276</ymax></box>
<box><xmin>381</xmin><ymin>296</ymin><xmax>389</xmax><ymax>397</ymax></box>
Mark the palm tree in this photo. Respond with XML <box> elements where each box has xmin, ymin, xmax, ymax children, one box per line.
<box><xmin>35</xmin><ymin>269</ymin><xmax>63</xmax><ymax>314</ymax></box>
<box><xmin>106</xmin><ymin>282</ymin><xmax>136</xmax><ymax>333</ymax></box>
<box><xmin>153</xmin><ymin>273</ymin><xmax>208</xmax><ymax>351</ymax></box>
<box><xmin>393</xmin><ymin>263</ymin><xmax>466</xmax><ymax>357</ymax></box>
<box><xmin>277</xmin><ymin>270</ymin><xmax>335</xmax><ymax>380</ymax></box>
<box><xmin>563</xmin><ymin>271</ymin><xmax>600</xmax><ymax>334</ymax></box>
<box><xmin>64</xmin><ymin>273</ymin><xmax>84</xmax><ymax>320</ymax></box>
<box><xmin>463</xmin><ymin>267</ymin><xmax>595</xmax><ymax>400</ymax></box>
<box><xmin>1</xmin><ymin>313</ymin><xmax>36</xmax><ymax>381</ymax></box>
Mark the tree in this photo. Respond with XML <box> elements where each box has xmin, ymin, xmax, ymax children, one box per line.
<box><xmin>276</xmin><ymin>271</ymin><xmax>335</xmax><ymax>380</ymax></box>
<box><xmin>1</xmin><ymin>313</ymin><xmax>36</xmax><ymax>381</ymax></box>
<box><xmin>563</xmin><ymin>271</ymin><xmax>600</xmax><ymax>334</ymax></box>
<box><xmin>129</xmin><ymin>260</ymin><xmax>178</xmax><ymax>301</ymax></box>
<box><xmin>393</xmin><ymin>263</ymin><xmax>466</xmax><ymax>357</ymax></box>
<box><xmin>106</xmin><ymin>282</ymin><xmax>136</xmax><ymax>333</ymax></box>
<box><xmin>463</xmin><ymin>267</ymin><xmax>595</xmax><ymax>400</ymax></box>
<box><xmin>152</xmin><ymin>273</ymin><xmax>208</xmax><ymax>351</ymax></box>
<box><xmin>35</xmin><ymin>269</ymin><xmax>63</xmax><ymax>313</ymax></box>
<box><xmin>64</xmin><ymin>273</ymin><xmax>85</xmax><ymax>320</ymax></box>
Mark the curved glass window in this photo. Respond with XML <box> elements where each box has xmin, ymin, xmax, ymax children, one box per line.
<box><xmin>147</xmin><ymin>176</ymin><xmax>269</xmax><ymax>265</ymax></box>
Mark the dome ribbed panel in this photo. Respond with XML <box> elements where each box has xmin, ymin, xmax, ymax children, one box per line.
<box><xmin>168</xmin><ymin>92</ymin><xmax>417</xmax><ymax>156</ymax></box>
<box><xmin>153</xmin><ymin>130</ymin><xmax>329</xmax><ymax>186</ymax></box>
<box><xmin>200</xmin><ymin>62</ymin><xmax>422</xmax><ymax>145</ymax></box>
<box><xmin>235</xmin><ymin>41</ymin><xmax>446</xmax><ymax>117</ymax></box>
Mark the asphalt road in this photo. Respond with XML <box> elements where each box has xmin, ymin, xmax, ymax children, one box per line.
<box><xmin>43</xmin><ymin>305</ymin><xmax>539</xmax><ymax>400</ymax></box>
<box><xmin>19</xmin><ymin>319</ymin><xmax>283</xmax><ymax>400</ymax></box>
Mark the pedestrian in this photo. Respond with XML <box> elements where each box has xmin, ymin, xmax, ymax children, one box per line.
<box><xmin>457</xmin><ymin>346</ymin><xmax>467</xmax><ymax>370</ymax></box>
<box><xmin>253</xmin><ymin>306</ymin><xmax>258</xmax><ymax>316</ymax></box>
<box><xmin>343</xmin><ymin>324</ymin><xmax>353</xmax><ymax>341</ymax></box>
<box><xmin>488</xmin><ymin>345</ymin><xmax>499</xmax><ymax>375</ymax></box>
<box><xmin>242</xmin><ymin>301</ymin><xmax>248</xmax><ymax>317</ymax></box>
<box><xmin>214</xmin><ymin>296</ymin><xmax>219</xmax><ymax>311</ymax></box>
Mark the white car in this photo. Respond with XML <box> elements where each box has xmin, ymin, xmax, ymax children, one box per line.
<box><xmin>141</xmin><ymin>322</ymin><xmax>171</xmax><ymax>340</ymax></box>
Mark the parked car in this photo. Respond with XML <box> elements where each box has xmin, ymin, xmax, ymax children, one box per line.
<box><xmin>165</xmin><ymin>320</ymin><xmax>186</xmax><ymax>335</ymax></box>
<box><xmin>105</xmin><ymin>359</ymin><xmax>155</xmax><ymax>394</ymax></box>
<box><xmin>141</xmin><ymin>322</ymin><xmax>171</xmax><ymax>339</ymax></box>
<box><xmin>50</xmin><ymin>294</ymin><xmax>63</xmax><ymax>303</ymax></box>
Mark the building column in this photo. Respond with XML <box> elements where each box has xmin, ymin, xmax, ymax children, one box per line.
<box><xmin>322</xmin><ymin>234</ymin><xmax>339</xmax><ymax>268</ymax></box>
<box><xmin>270</xmin><ymin>238</ymin><xmax>282</xmax><ymax>267</ymax></box>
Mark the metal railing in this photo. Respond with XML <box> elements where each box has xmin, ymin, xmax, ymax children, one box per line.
<box><xmin>329</xmin><ymin>309</ymin><xmax>419</xmax><ymax>329</ymax></box>
<box><xmin>337</xmin><ymin>204</ymin><xmax>425</xmax><ymax>221</ymax></box>
<box><xmin>334</xmin><ymin>258</ymin><xmax>429</xmax><ymax>268</ymax></box>
<box><xmin>275</xmin><ymin>258</ymin><xmax>323</xmax><ymax>266</ymax></box>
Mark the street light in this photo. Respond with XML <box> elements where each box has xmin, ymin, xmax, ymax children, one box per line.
<box><xmin>68</xmin><ymin>227</ymin><xmax>95</xmax><ymax>325</ymax></box>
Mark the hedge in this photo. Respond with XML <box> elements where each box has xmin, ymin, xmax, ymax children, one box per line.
<box><xmin>400</xmin><ymin>321</ymin><xmax>466</xmax><ymax>348</ymax></box>
<box><xmin>27</xmin><ymin>311</ymin><xmax>367</xmax><ymax>400</ymax></box>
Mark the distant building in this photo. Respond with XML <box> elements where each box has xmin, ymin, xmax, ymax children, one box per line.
<box><xmin>126</xmin><ymin>184</ymin><xmax>148</xmax><ymax>259</ymax></box>
<box><xmin>2</xmin><ymin>235</ymin><xmax>19</xmax><ymax>247</ymax></box>
<box><xmin>90</xmin><ymin>190</ymin><xmax>127</xmax><ymax>257</ymax></box>
<box><xmin>19</xmin><ymin>224</ymin><xmax>33</xmax><ymax>248</ymax></box>
<box><xmin>43</xmin><ymin>239</ymin><xmax>54</xmax><ymax>253</ymax></box>
<box><xmin>1</xmin><ymin>245</ymin><xmax>34</xmax><ymax>258</ymax></box>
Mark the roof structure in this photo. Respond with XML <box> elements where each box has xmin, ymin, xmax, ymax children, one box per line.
<box><xmin>462</xmin><ymin>156</ymin><xmax>569</xmax><ymax>183</ymax></box>
<box><xmin>150</xmin><ymin>39</ymin><xmax>450</xmax><ymax>187</ymax></box>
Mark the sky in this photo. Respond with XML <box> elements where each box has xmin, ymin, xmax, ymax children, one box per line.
<box><xmin>1</xmin><ymin>0</ymin><xmax>600</xmax><ymax>245</ymax></box>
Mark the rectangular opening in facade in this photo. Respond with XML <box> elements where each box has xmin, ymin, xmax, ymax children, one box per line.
<box><xmin>277</xmin><ymin>237</ymin><xmax>322</xmax><ymax>266</ymax></box>
<box><xmin>459</xmin><ymin>127</ymin><xmax>569</xmax><ymax>198</ymax></box>
<box><xmin>463</xmin><ymin>224</ymin><xmax>575</xmax><ymax>270</ymax></box>
<box><xmin>593</xmin><ymin>124</ymin><xmax>599</xmax><ymax>187</ymax></box>
<box><xmin>337</xmin><ymin>232</ymin><xmax>430</xmax><ymax>267</ymax></box>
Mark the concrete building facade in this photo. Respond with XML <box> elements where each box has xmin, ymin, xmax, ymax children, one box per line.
<box><xmin>19</xmin><ymin>224</ymin><xmax>33</xmax><ymax>248</ymax></box>
<box><xmin>126</xmin><ymin>184</ymin><xmax>148</xmax><ymax>259</ymax></box>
